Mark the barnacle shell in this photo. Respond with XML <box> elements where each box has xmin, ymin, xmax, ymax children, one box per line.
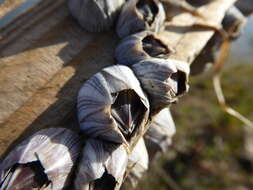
<box><xmin>116</xmin><ymin>0</ymin><xmax>166</xmax><ymax>38</ymax></box>
<box><xmin>74</xmin><ymin>139</ymin><xmax>128</xmax><ymax>190</ymax></box>
<box><xmin>68</xmin><ymin>0</ymin><xmax>125</xmax><ymax>32</ymax></box>
<box><xmin>235</xmin><ymin>0</ymin><xmax>253</xmax><ymax>16</ymax></box>
<box><xmin>115</xmin><ymin>31</ymin><xmax>173</xmax><ymax>66</ymax></box>
<box><xmin>0</xmin><ymin>128</ymin><xmax>81</xmax><ymax>190</ymax></box>
<box><xmin>115</xmin><ymin>32</ymin><xmax>189</xmax><ymax>114</ymax></box>
<box><xmin>222</xmin><ymin>6</ymin><xmax>246</xmax><ymax>40</ymax></box>
<box><xmin>122</xmin><ymin>138</ymin><xmax>149</xmax><ymax>189</ymax></box>
<box><xmin>145</xmin><ymin>108</ymin><xmax>176</xmax><ymax>160</ymax></box>
<box><xmin>131</xmin><ymin>58</ymin><xmax>189</xmax><ymax>115</ymax></box>
<box><xmin>184</xmin><ymin>0</ymin><xmax>213</xmax><ymax>7</ymax></box>
<box><xmin>77</xmin><ymin>65</ymin><xmax>150</xmax><ymax>146</ymax></box>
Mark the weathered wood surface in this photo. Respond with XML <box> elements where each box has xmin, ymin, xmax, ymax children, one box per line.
<box><xmin>0</xmin><ymin>0</ymin><xmax>25</xmax><ymax>18</ymax></box>
<box><xmin>0</xmin><ymin>0</ymin><xmax>236</xmax><ymax>157</ymax></box>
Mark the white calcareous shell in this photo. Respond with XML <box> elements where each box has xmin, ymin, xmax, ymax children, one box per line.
<box><xmin>235</xmin><ymin>0</ymin><xmax>253</xmax><ymax>16</ymax></box>
<box><xmin>116</xmin><ymin>0</ymin><xmax>166</xmax><ymax>38</ymax></box>
<box><xmin>68</xmin><ymin>0</ymin><xmax>125</xmax><ymax>32</ymax></box>
<box><xmin>74</xmin><ymin>139</ymin><xmax>128</xmax><ymax>190</ymax></box>
<box><xmin>0</xmin><ymin>128</ymin><xmax>82</xmax><ymax>190</ymax></box>
<box><xmin>122</xmin><ymin>138</ymin><xmax>149</xmax><ymax>189</ymax></box>
<box><xmin>115</xmin><ymin>31</ymin><xmax>173</xmax><ymax>66</ymax></box>
<box><xmin>132</xmin><ymin>58</ymin><xmax>189</xmax><ymax>114</ymax></box>
<box><xmin>145</xmin><ymin>108</ymin><xmax>176</xmax><ymax>160</ymax></box>
<box><xmin>222</xmin><ymin>6</ymin><xmax>246</xmax><ymax>40</ymax></box>
<box><xmin>77</xmin><ymin>65</ymin><xmax>150</xmax><ymax>146</ymax></box>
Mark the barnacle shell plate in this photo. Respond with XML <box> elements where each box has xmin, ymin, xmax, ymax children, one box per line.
<box><xmin>115</xmin><ymin>31</ymin><xmax>173</xmax><ymax>66</ymax></box>
<box><xmin>77</xmin><ymin>65</ymin><xmax>150</xmax><ymax>145</ymax></box>
<box><xmin>68</xmin><ymin>0</ymin><xmax>125</xmax><ymax>32</ymax></box>
<box><xmin>74</xmin><ymin>139</ymin><xmax>128</xmax><ymax>190</ymax></box>
<box><xmin>125</xmin><ymin>138</ymin><xmax>148</xmax><ymax>188</ymax></box>
<box><xmin>0</xmin><ymin>128</ymin><xmax>82</xmax><ymax>190</ymax></box>
<box><xmin>117</xmin><ymin>0</ymin><xmax>166</xmax><ymax>38</ymax></box>
<box><xmin>131</xmin><ymin>58</ymin><xmax>190</xmax><ymax>114</ymax></box>
<box><xmin>145</xmin><ymin>108</ymin><xmax>176</xmax><ymax>156</ymax></box>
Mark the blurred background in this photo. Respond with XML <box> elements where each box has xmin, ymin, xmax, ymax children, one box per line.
<box><xmin>137</xmin><ymin>16</ymin><xmax>253</xmax><ymax>190</ymax></box>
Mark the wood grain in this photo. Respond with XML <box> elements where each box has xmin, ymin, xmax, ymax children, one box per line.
<box><xmin>0</xmin><ymin>0</ymin><xmax>26</xmax><ymax>18</ymax></box>
<box><xmin>0</xmin><ymin>0</ymin><xmax>236</xmax><ymax>157</ymax></box>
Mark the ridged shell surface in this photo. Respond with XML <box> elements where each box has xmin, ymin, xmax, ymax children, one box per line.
<box><xmin>131</xmin><ymin>58</ymin><xmax>189</xmax><ymax>114</ymax></box>
<box><xmin>235</xmin><ymin>0</ymin><xmax>253</xmax><ymax>16</ymax></box>
<box><xmin>122</xmin><ymin>138</ymin><xmax>148</xmax><ymax>189</ymax></box>
<box><xmin>145</xmin><ymin>108</ymin><xmax>175</xmax><ymax>160</ymax></box>
<box><xmin>77</xmin><ymin>65</ymin><xmax>150</xmax><ymax>146</ymax></box>
<box><xmin>117</xmin><ymin>0</ymin><xmax>166</xmax><ymax>38</ymax></box>
<box><xmin>0</xmin><ymin>128</ymin><xmax>82</xmax><ymax>190</ymax></box>
<box><xmin>115</xmin><ymin>31</ymin><xmax>173</xmax><ymax>66</ymax></box>
<box><xmin>74</xmin><ymin>139</ymin><xmax>128</xmax><ymax>190</ymax></box>
<box><xmin>222</xmin><ymin>5</ymin><xmax>246</xmax><ymax>40</ymax></box>
<box><xmin>68</xmin><ymin>0</ymin><xmax>125</xmax><ymax>32</ymax></box>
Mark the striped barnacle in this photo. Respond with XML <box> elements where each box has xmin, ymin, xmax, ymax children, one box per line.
<box><xmin>74</xmin><ymin>139</ymin><xmax>128</xmax><ymax>190</ymax></box>
<box><xmin>116</xmin><ymin>0</ymin><xmax>166</xmax><ymax>38</ymax></box>
<box><xmin>121</xmin><ymin>138</ymin><xmax>149</xmax><ymax>189</ymax></box>
<box><xmin>0</xmin><ymin>128</ymin><xmax>81</xmax><ymax>190</ymax></box>
<box><xmin>115</xmin><ymin>31</ymin><xmax>173</xmax><ymax>66</ymax></box>
<box><xmin>77</xmin><ymin>65</ymin><xmax>150</xmax><ymax>146</ymax></box>
<box><xmin>145</xmin><ymin>108</ymin><xmax>176</xmax><ymax>160</ymax></box>
<box><xmin>115</xmin><ymin>31</ymin><xmax>189</xmax><ymax>115</ymax></box>
<box><xmin>68</xmin><ymin>0</ymin><xmax>125</xmax><ymax>32</ymax></box>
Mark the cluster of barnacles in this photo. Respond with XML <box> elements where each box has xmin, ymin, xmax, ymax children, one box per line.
<box><xmin>0</xmin><ymin>0</ymin><xmax>252</xmax><ymax>190</ymax></box>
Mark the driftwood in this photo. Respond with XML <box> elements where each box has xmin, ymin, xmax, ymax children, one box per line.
<box><xmin>0</xmin><ymin>0</ymin><xmax>236</xmax><ymax>157</ymax></box>
<box><xmin>0</xmin><ymin>0</ymin><xmax>26</xmax><ymax>18</ymax></box>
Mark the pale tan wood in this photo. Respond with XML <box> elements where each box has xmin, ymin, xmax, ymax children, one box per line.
<box><xmin>0</xmin><ymin>2</ymin><xmax>88</xmax><ymax>124</ymax></box>
<box><xmin>168</xmin><ymin>0</ymin><xmax>237</xmax><ymax>62</ymax></box>
<box><xmin>0</xmin><ymin>0</ymin><xmax>236</xmax><ymax>157</ymax></box>
<box><xmin>0</xmin><ymin>31</ymin><xmax>119</xmax><ymax>157</ymax></box>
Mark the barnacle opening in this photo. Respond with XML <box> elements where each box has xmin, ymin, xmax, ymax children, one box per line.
<box><xmin>111</xmin><ymin>89</ymin><xmax>146</xmax><ymax>141</ymax></box>
<box><xmin>171</xmin><ymin>71</ymin><xmax>187</xmax><ymax>96</ymax></box>
<box><xmin>136</xmin><ymin>0</ymin><xmax>158</xmax><ymax>25</ymax></box>
<box><xmin>93</xmin><ymin>170</ymin><xmax>117</xmax><ymax>190</ymax></box>
<box><xmin>142</xmin><ymin>35</ymin><xmax>171</xmax><ymax>58</ymax></box>
<box><xmin>0</xmin><ymin>160</ymin><xmax>51</xmax><ymax>190</ymax></box>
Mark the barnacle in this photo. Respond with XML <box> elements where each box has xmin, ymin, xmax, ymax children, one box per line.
<box><xmin>235</xmin><ymin>0</ymin><xmax>253</xmax><ymax>16</ymax></box>
<box><xmin>131</xmin><ymin>58</ymin><xmax>189</xmax><ymax>114</ymax></box>
<box><xmin>122</xmin><ymin>138</ymin><xmax>149</xmax><ymax>189</ymax></box>
<box><xmin>77</xmin><ymin>65</ymin><xmax>150</xmax><ymax>146</ymax></box>
<box><xmin>145</xmin><ymin>108</ymin><xmax>176</xmax><ymax>160</ymax></box>
<box><xmin>116</xmin><ymin>0</ymin><xmax>166</xmax><ymax>38</ymax></box>
<box><xmin>68</xmin><ymin>0</ymin><xmax>125</xmax><ymax>32</ymax></box>
<box><xmin>0</xmin><ymin>128</ymin><xmax>81</xmax><ymax>190</ymax></box>
<box><xmin>74</xmin><ymin>139</ymin><xmax>128</xmax><ymax>190</ymax></box>
<box><xmin>115</xmin><ymin>31</ymin><xmax>173</xmax><ymax>66</ymax></box>
<box><xmin>115</xmin><ymin>32</ymin><xmax>189</xmax><ymax>114</ymax></box>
